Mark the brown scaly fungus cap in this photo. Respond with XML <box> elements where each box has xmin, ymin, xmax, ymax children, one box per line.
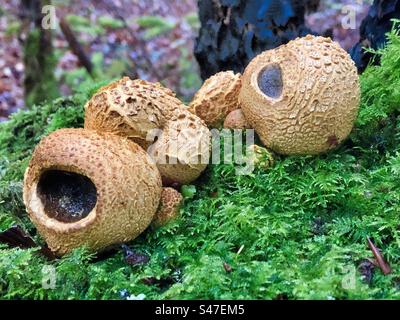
<box><xmin>239</xmin><ymin>35</ymin><xmax>360</xmax><ymax>155</ymax></box>
<box><xmin>189</xmin><ymin>71</ymin><xmax>241</xmax><ymax>128</ymax></box>
<box><xmin>84</xmin><ymin>77</ymin><xmax>210</xmax><ymax>185</ymax></box>
<box><xmin>152</xmin><ymin>187</ymin><xmax>183</xmax><ymax>228</ymax></box>
<box><xmin>224</xmin><ymin>109</ymin><xmax>250</xmax><ymax>130</ymax></box>
<box><xmin>23</xmin><ymin>128</ymin><xmax>162</xmax><ymax>256</ymax></box>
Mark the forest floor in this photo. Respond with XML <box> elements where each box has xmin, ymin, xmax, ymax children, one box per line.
<box><xmin>1</xmin><ymin>1</ymin><xmax>400</xmax><ymax>300</ymax></box>
<box><xmin>0</xmin><ymin>0</ymin><xmax>371</xmax><ymax>121</ymax></box>
<box><xmin>1</xmin><ymin>25</ymin><xmax>400</xmax><ymax>297</ymax></box>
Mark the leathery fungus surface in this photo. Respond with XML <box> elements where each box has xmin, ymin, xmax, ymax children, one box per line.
<box><xmin>23</xmin><ymin>128</ymin><xmax>162</xmax><ymax>256</ymax></box>
<box><xmin>84</xmin><ymin>77</ymin><xmax>210</xmax><ymax>185</ymax></box>
<box><xmin>152</xmin><ymin>187</ymin><xmax>183</xmax><ymax>228</ymax></box>
<box><xmin>224</xmin><ymin>109</ymin><xmax>250</xmax><ymax>130</ymax></box>
<box><xmin>239</xmin><ymin>35</ymin><xmax>360</xmax><ymax>155</ymax></box>
<box><xmin>189</xmin><ymin>71</ymin><xmax>241</xmax><ymax>128</ymax></box>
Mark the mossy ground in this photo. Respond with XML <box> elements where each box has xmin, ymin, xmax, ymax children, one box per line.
<box><xmin>1</xmin><ymin>26</ymin><xmax>400</xmax><ymax>300</ymax></box>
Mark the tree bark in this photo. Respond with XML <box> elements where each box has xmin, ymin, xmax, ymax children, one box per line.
<box><xmin>194</xmin><ymin>0</ymin><xmax>318</xmax><ymax>79</ymax></box>
<box><xmin>20</xmin><ymin>0</ymin><xmax>58</xmax><ymax>107</ymax></box>
<box><xmin>350</xmin><ymin>0</ymin><xmax>400</xmax><ymax>73</ymax></box>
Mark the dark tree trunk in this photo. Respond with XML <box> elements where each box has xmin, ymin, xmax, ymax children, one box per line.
<box><xmin>20</xmin><ymin>0</ymin><xmax>59</xmax><ymax>107</ymax></box>
<box><xmin>350</xmin><ymin>0</ymin><xmax>400</xmax><ymax>73</ymax></box>
<box><xmin>194</xmin><ymin>0</ymin><xmax>319</xmax><ymax>79</ymax></box>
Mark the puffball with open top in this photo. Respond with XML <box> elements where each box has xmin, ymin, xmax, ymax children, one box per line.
<box><xmin>23</xmin><ymin>128</ymin><xmax>162</xmax><ymax>256</ymax></box>
<box><xmin>239</xmin><ymin>35</ymin><xmax>361</xmax><ymax>155</ymax></box>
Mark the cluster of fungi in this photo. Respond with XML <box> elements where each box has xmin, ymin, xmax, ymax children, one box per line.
<box><xmin>23</xmin><ymin>35</ymin><xmax>360</xmax><ymax>256</ymax></box>
<box><xmin>24</xmin><ymin>79</ymin><xmax>209</xmax><ymax>256</ymax></box>
<box><xmin>191</xmin><ymin>35</ymin><xmax>360</xmax><ymax>155</ymax></box>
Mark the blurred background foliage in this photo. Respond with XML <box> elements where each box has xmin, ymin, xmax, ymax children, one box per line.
<box><xmin>0</xmin><ymin>0</ymin><xmax>375</xmax><ymax>121</ymax></box>
<box><xmin>0</xmin><ymin>0</ymin><xmax>204</xmax><ymax>120</ymax></box>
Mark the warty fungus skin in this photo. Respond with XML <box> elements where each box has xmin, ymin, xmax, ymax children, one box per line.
<box><xmin>152</xmin><ymin>187</ymin><xmax>183</xmax><ymax>228</ymax></box>
<box><xmin>239</xmin><ymin>35</ymin><xmax>361</xmax><ymax>155</ymax></box>
<box><xmin>224</xmin><ymin>109</ymin><xmax>250</xmax><ymax>130</ymax></box>
<box><xmin>189</xmin><ymin>71</ymin><xmax>242</xmax><ymax>128</ymax></box>
<box><xmin>23</xmin><ymin>128</ymin><xmax>162</xmax><ymax>256</ymax></box>
<box><xmin>84</xmin><ymin>77</ymin><xmax>210</xmax><ymax>185</ymax></box>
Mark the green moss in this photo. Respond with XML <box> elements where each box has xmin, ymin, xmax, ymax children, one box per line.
<box><xmin>1</xmin><ymin>25</ymin><xmax>400</xmax><ymax>300</ymax></box>
<box><xmin>350</xmin><ymin>20</ymin><xmax>400</xmax><ymax>160</ymax></box>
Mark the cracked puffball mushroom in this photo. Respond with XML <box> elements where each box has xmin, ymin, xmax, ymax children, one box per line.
<box><xmin>23</xmin><ymin>128</ymin><xmax>162</xmax><ymax>256</ymax></box>
<box><xmin>189</xmin><ymin>71</ymin><xmax>241</xmax><ymax>128</ymax></box>
<box><xmin>84</xmin><ymin>77</ymin><xmax>210</xmax><ymax>186</ymax></box>
<box><xmin>224</xmin><ymin>109</ymin><xmax>250</xmax><ymax>130</ymax></box>
<box><xmin>239</xmin><ymin>35</ymin><xmax>360</xmax><ymax>155</ymax></box>
<box><xmin>152</xmin><ymin>187</ymin><xmax>183</xmax><ymax>228</ymax></box>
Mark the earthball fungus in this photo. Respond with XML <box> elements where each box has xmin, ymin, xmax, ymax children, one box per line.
<box><xmin>23</xmin><ymin>128</ymin><xmax>162</xmax><ymax>256</ymax></box>
<box><xmin>224</xmin><ymin>109</ymin><xmax>250</xmax><ymax>130</ymax></box>
<box><xmin>84</xmin><ymin>77</ymin><xmax>210</xmax><ymax>185</ymax></box>
<box><xmin>189</xmin><ymin>71</ymin><xmax>241</xmax><ymax>128</ymax></box>
<box><xmin>152</xmin><ymin>187</ymin><xmax>183</xmax><ymax>228</ymax></box>
<box><xmin>239</xmin><ymin>35</ymin><xmax>360</xmax><ymax>155</ymax></box>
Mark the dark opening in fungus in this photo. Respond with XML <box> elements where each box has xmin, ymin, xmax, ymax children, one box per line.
<box><xmin>37</xmin><ymin>170</ymin><xmax>97</xmax><ymax>223</ymax></box>
<box><xmin>257</xmin><ymin>64</ymin><xmax>283</xmax><ymax>99</ymax></box>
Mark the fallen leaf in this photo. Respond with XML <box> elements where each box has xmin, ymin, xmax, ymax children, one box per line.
<box><xmin>121</xmin><ymin>244</ymin><xmax>149</xmax><ymax>266</ymax></box>
<box><xmin>358</xmin><ymin>259</ymin><xmax>375</xmax><ymax>284</ymax></box>
<box><xmin>367</xmin><ymin>237</ymin><xmax>391</xmax><ymax>275</ymax></box>
<box><xmin>0</xmin><ymin>225</ymin><xmax>56</xmax><ymax>260</ymax></box>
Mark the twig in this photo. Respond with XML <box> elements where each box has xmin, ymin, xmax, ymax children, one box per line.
<box><xmin>102</xmin><ymin>2</ymin><xmax>163</xmax><ymax>80</ymax></box>
<box><xmin>367</xmin><ymin>237</ymin><xmax>391</xmax><ymax>275</ymax></box>
<box><xmin>59</xmin><ymin>17</ymin><xmax>93</xmax><ymax>76</ymax></box>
